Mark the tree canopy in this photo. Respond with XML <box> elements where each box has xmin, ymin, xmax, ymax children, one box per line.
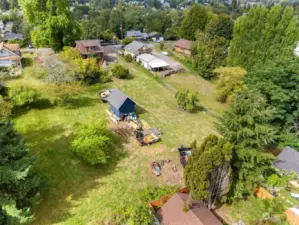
<box><xmin>227</xmin><ymin>5</ymin><xmax>299</xmax><ymax>70</ymax></box>
<box><xmin>184</xmin><ymin>135</ymin><xmax>233</xmax><ymax>209</ymax></box>
<box><xmin>0</xmin><ymin>121</ymin><xmax>41</xmax><ymax>225</ymax></box>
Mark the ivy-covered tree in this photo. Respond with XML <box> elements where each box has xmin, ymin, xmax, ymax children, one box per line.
<box><xmin>179</xmin><ymin>3</ymin><xmax>208</xmax><ymax>40</ymax></box>
<box><xmin>218</xmin><ymin>90</ymin><xmax>278</xmax><ymax>149</ymax></box>
<box><xmin>184</xmin><ymin>135</ymin><xmax>233</xmax><ymax>209</ymax></box>
<box><xmin>227</xmin><ymin>5</ymin><xmax>299</xmax><ymax>70</ymax></box>
<box><xmin>0</xmin><ymin>121</ymin><xmax>41</xmax><ymax>225</ymax></box>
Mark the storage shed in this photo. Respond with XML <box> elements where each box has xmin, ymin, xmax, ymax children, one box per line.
<box><xmin>104</xmin><ymin>89</ymin><xmax>136</xmax><ymax>119</ymax></box>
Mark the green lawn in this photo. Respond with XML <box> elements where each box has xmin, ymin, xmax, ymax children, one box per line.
<box><xmin>7</xmin><ymin>58</ymin><xmax>221</xmax><ymax>224</ymax></box>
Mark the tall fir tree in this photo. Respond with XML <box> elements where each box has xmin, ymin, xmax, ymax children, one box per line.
<box><xmin>218</xmin><ymin>90</ymin><xmax>277</xmax><ymax>149</ymax></box>
<box><xmin>0</xmin><ymin>121</ymin><xmax>41</xmax><ymax>225</ymax></box>
<box><xmin>184</xmin><ymin>135</ymin><xmax>233</xmax><ymax>209</ymax></box>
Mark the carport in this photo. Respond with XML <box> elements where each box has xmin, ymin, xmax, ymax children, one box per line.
<box><xmin>148</xmin><ymin>58</ymin><xmax>169</xmax><ymax>71</ymax></box>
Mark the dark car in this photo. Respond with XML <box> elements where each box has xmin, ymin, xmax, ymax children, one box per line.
<box><xmin>178</xmin><ymin>145</ymin><xmax>193</xmax><ymax>168</ymax></box>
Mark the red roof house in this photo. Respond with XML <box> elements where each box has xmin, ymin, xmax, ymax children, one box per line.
<box><xmin>155</xmin><ymin>193</ymin><xmax>222</xmax><ymax>225</ymax></box>
<box><xmin>174</xmin><ymin>39</ymin><xmax>192</xmax><ymax>57</ymax></box>
<box><xmin>74</xmin><ymin>40</ymin><xmax>104</xmax><ymax>64</ymax></box>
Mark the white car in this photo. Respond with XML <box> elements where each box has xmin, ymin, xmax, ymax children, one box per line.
<box><xmin>161</xmin><ymin>51</ymin><xmax>168</xmax><ymax>56</ymax></box>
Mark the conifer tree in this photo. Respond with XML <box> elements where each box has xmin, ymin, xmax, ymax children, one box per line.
<box><xmin>218</xmin><ymin>90</ymin><xmax>277</xmax><ymax>149</ymax></box>
<box><xmin>184</xmin><ymin>135</ymin><xmax>233</xmax><ymax>209</ymax></box>
<box><xmin>0</xmin><ymin>121</ymin><xmax>41</xmax><ymax>225</ymax></box>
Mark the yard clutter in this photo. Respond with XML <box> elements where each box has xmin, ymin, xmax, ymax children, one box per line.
<box><xmin>136</xmin><ymin>130</ymin><xmax>160</xmax><ymax>146</ymax></box>
<box><xmin>178</xmin><ymin>145</ymin><xmax>193</xmax><ymax>168</ymax></box>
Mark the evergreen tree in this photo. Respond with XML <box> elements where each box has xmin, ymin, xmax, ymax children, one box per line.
<box><xmin>227</xmin><ymin>5</ymin><xmax>299</xmax><ymax>70</ymax></box>
<box><xmin>228</xmin><ymin>148</ymin><xmax>276</xmax><ymax>201</ymax></box>
<box><xmin>0</xmin><ymin>121</ymin><xmax>41</xmax><ymax>225</ymax></box>
<box><xmin>109</xmin><ymin>8</ymin><xmax>125</xmax><ymax>38</ymax></box>
<box><xmin>179</xmin><ymin>3</ymin><xmax>208</xmax><ymax>40</ymax></box>
<box><xmin>246</xmin><ymin>58</ymin><xmax>299</xmax><ymax>130</ymax></box>
<box><xmin>184</xmin><ymin>135</ymin><xmax>233</xmax><ymax>209</ymax></box>
<box><xmin>218</xmin><ymin>90</ymin><xmax>277</xmax><ymax>149</ymax></box>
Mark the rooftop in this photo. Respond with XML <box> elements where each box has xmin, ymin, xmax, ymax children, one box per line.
<box><xmin>156</xmin><ymin>193</ymin><xmax>222</xmax><ymax>225</ymax></box>
<box><xmin>124</xmin><ymin>41</ymin><xmax>149</xmax><ymax>54</ymax></box>
<box><xmin>174</xmin><ymin>39</ymin><xmax>191</xmax><ymax>50</ymax></box>
<box><xmin>105</xmin><ymin>89</ymin><xmax>135</xmax><ymax>110</ymax></box>
<box><xmin>75</xmin><ymin>40</ymin><xmax>103</xmax><ymax>54</ymax></box>
<box><xmin>273</xmin><ymin>146</ymin><xmax>299</xmax><ymax>175</ymax></box>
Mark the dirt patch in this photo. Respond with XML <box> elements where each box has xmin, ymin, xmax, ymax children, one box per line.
<box><xmin>161</xmin><ymin>160</ymin><xmax>184</xmax><ymax>187</ymax></box>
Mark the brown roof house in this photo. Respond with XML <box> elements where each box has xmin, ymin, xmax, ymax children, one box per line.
<box><xmin>155</xmin><ymin>193</ymin><xmax>222</xmax><ymax>225</ymax></box>
<box><xmin>0</xmin><ymin>42</ymin><xmax>21</xmax><ymax>68</ymax></box>
<box><xmin>74</xmin><ymin>40</ymin><xmax>104</xmax><ymax>65</ymax></box>
<box><xmin>174</xmin><ymin>39</ymin><xmax>192</xmax><ymax>57</ymax></box>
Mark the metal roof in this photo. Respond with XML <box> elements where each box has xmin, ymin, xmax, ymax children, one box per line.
<box><xmin>273</xmin><ymin>146</ymin><xmax>299</xmax><ymax>174</ymax></box>
<box><xmin>126</xmin><ymin>30</ymin><xmax>143</xmax><ymax>38</ymax></box>
<box><xmin>105</xmin><ymin>89</ymin><xmax>135</xmax><ymax>110</ymax></box>
<box><xmin>124</xmin><ymin>41</ymin><xmax>148</xmax><ymax>54</ymax></box>
<box><xmin>148</xmin><ymin>58</ymin><xmax>169</xmax><ymax>69</ymax></box>
<box><xmin>137</xmin><ymin>53</ymin><xmax>156</xmax><ymax>62</ymax></box>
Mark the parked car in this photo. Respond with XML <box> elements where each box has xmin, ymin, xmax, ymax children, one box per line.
<box><xmin>161</xmin><ymin>51</ymin><xmax>168</xmax><ymax>56</ymax></box>
<box><xmin>99</xmin><ymin>90</ymin><xmax>111</xmax><ymax>102</ymax></box>
<box><xmin>178</xmin><ymin>145</ymin><xmax>193</xmax><ymax>168</ymax></box>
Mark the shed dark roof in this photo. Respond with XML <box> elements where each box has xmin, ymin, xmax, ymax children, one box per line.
<box><xmin>105</xmin><ymin>89</ymin><xmax>135</xmax><ymax>110</ymax></box>
<box><xmin>273</xmin><ymin>146</ymin><xmax>299</xmax><ymax>174</ymax></box>
<box><xmin>2</xmin><ymin>31</ymin><xmax>23</xmax><ymax>41</ymax></box>
<box><xmin>174</xmin><ymin>39</ymin><xmax>191</xmax><ymax>50</ymax></box>
<box><xmin>156</xmin><ymin>193</ymin><xmax>222</xmax><ymax>225</ymax></box>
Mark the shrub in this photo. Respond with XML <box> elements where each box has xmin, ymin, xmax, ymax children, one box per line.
<box><xmin>175</xmin><ymin>89</ymin><xmax>199</xmax><ymax>113</ymax></box>
<box><xmin>124</xmin><ymin>54</ymin><xmax>133</xmax><ymax>62</ymax></box>
<box><xmin>71</xmin><ymin>120</ymin><xmax>121</xmax><ymax>165</ymax></box>
<box><xmin>9</xmin><ymin>86</ymin><xmax>40</xmax><ymax>107</ymax></box>
<box><xmin>112</xmin><ymin>64</ymin><xmax>130</xmax><ymax>79</ymax></box>
<box><xmin>0</xmin><ymin>96</ymin><xmax>12</xmax><ymax>120</ymax></box>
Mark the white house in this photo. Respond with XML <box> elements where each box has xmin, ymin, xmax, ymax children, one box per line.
<box><xmin>137</xmin><ymin>53</ymin><xmax>169</xmax><ymax>71</ymax></box>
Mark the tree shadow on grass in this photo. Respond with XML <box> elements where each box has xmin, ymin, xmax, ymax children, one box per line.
<box><xmin>12</xmin><ymin>98</ymin><xmax>55</xmax><ymax>118</ymax></box>
<box><xmin>63</xmin><ymin>96</ymin><xmax>100</xmax><ymax>109</ymax></box>
<box><xmin>23</xmin><ymin>124</ymin><xmax>127</xmax><ymax>225</ymax></box>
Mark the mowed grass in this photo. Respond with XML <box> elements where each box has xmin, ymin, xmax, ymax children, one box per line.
<box><xmin>164</xmin><ymin>72</ymin><xmax>228</xmax><ymax>114</ymax></box>
<box><xmin>7</xmin><ymin>58</ymin><xmax>220</xmax><ymax>224</ymax></box>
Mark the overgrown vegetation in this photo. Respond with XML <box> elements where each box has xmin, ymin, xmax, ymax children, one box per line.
<box><xmin>112</xmin><ymin>64</ymin><xmax>131</xmax><ymax>79</ymax></box>
<box><xmin>71</xmin><ymin>120</ymin><xmax>122</xmax><ymax>165</ymax></box>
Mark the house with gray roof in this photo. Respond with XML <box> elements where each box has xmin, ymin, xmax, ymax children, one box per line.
<box><xmin>273</xmin><ymin>146</ymin><xmax>299</xmax><ymax>175</ymax></box>
<box><xmin>124</xmin><ymin>41</ymin><xmax>152</xmax><ymax>58</ymax></box>
<box><xmin>104</xmin><ymin>89</ymin><xmax>136</xmax><ymax>119</ymax></box>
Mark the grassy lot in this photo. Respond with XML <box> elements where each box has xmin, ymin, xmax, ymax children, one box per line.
<box><xmin>7</xmin><ymin>57</ymin><xmax>221</xmax><ymax>224</ymax></box>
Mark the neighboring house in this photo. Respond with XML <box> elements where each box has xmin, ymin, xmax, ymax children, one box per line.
<box><xmin>137</xmin><ymin>53</ymin><xmax>169</xmax><ymax>71</ymax></box>
<box><xmin>104</xmin><ymin>89</ymin><xmax>136</xmax><ymax>119</ymax></box>
<box><xmin>155</xmin><ymin>192</ymin><xmax>222</xmax><ymax>225</ymax></box>
<box><xmin>2</xmin><ymin>31</ymin><xmax>24</xmax><ymax>41</ymax></box>
<box><xmin>74</xmin><ymin>40</ymin><xmax>104</xmax><ymax>65</ymax></box>
<box><xmin>174</xmin><ymin>39</ymin><xmax>192</xmax><ymax>57</ymax></box>
<box><xmin>0</xmin><ymin>42</ymin><xmax>21</xmax><ymax>68</ymax></box>
<box><xmin>148</xmin><ymin>32</ymin><xmax>164</xmax><ymax>42</ymax></box>
<box><xmin>124</xmin><ymin>41</ymin><xmax>152</xmax><ymax>58</ymax></box>
<box><xmin>273</xmin><ymin>146</ymin><xmax>299</xmax><ymax>175</ymax></box>
<box><xmin>126</xmin><ymin>30</ymin><xmax>143</xmax><ymax>39</ymax></box>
